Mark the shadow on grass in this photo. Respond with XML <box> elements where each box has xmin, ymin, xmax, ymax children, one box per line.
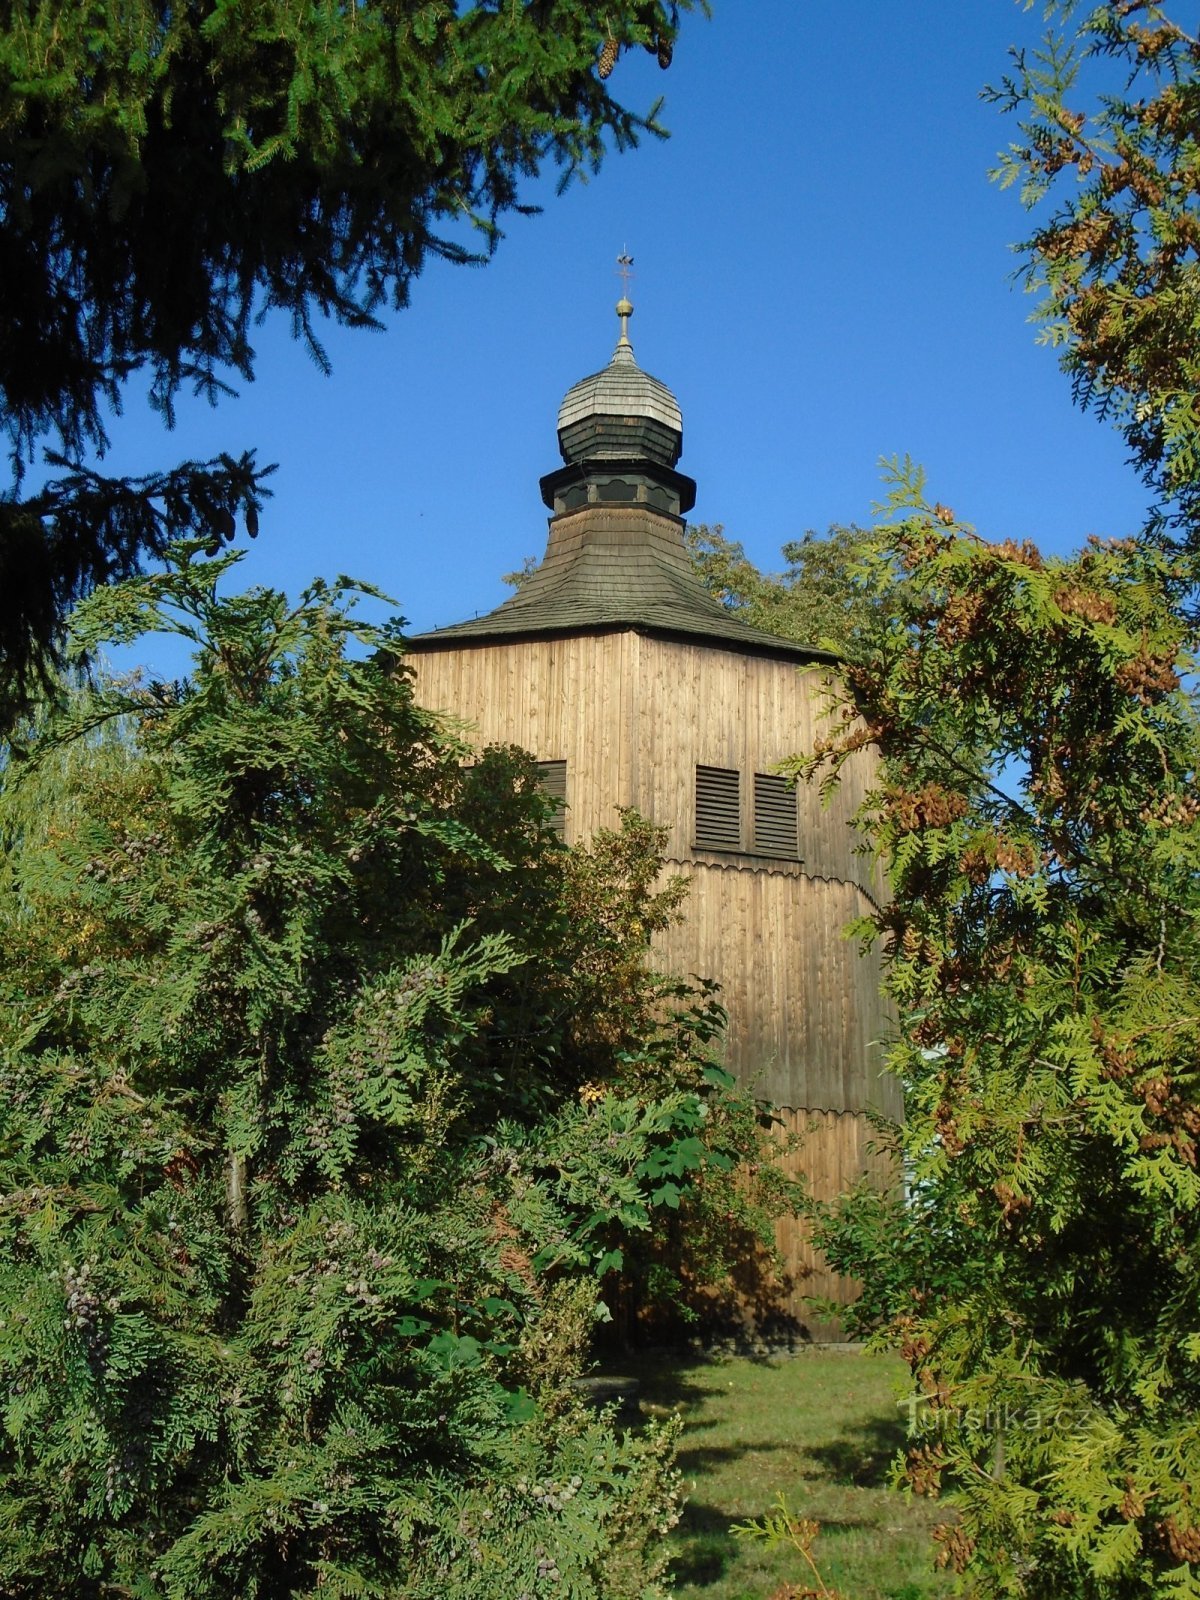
<box><xmin>669</xmin><ymin>1539</ymin><xmax>730</xmax><ymax>1589</ymax></box>
<box><xmin>669</xmin><ymin>1500</ymin><xmax>735</xmax><ymax>1587</ymax></box>
<box><xmin>681</xmin><ymin>1499</ymin><xmax>875</xmax><ymax>1538</ymax></box>
<box><xmin>807</xmin><ymin>1411</ymin><xmax>908</xmax><ymax>1489</ymax></box>
<box><xmin>610</xmin><ymin>1354</ymin><xmax>729</xmax><ymax>1409</ymax></box>
<box><xmin>677</xmin><ymin>1439</ymin><xmax>792</xmax><ymax>1474</ymax></box>
<box><xmin>670</xmin><ymin>1495</ymin><xmax>878</xmax><ymax>1590</ymax></box>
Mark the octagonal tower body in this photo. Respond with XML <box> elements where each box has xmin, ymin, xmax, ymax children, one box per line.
<box><xmin>406</xmin><ymin>306</ymin><xmax>896</xmax><ymax>1333</ymax></box>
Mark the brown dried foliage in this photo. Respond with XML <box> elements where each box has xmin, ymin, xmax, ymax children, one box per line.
<box><xmin>907</xmin><ymin>1444</ymin><xmax>947</xmax><ymax>1498</ymax></box>
<box><xmin>933</xmin><ymin>1522</ymin><xmax>976</xmax><ymax>1573</ymax></box>
<box><xmin>1140</xmin><ymin>791</ymin><xmax>1200</xmax><ymax>827</ymax></box>
<box><xmin>937</xmin><ymin>589</ymin><xmax>986</xmax><ymax>647</ymax></box>
<box><xmin>491</xmin><ymin>1204</ymin><xmax>539</xmax><ymax>1293</ymax></box>
<box><xmin>960</xmin><ymin>832</ymin><xmax>1038</xmax><ymax>882</ymax></box>
<box><xmin>993</xmin><ymin>1179</ymin><xmax>1031</xmax><ymax>1222</ymax></box>
<box><xmin>1054</xmin><ymin>585</ymin><xmax>1118</xmax><ymax>624</ymax></box>
<box><xmin>995</xmin><ymin>539</ymin><xmax>1044</xmax><ymax>570</ymax></box>
<box><xmin>890</xmin><ymin>783</ymin><xmax>970</xmax><ymax>832</ymax></box>
<box><xmin>934</xmin><ymin>1100</ymin><xmax>964</xmax><ymax>1158</ymax></box>
<box><xmin>1159</xmin><ymin>1515</ymin><xmax>1200</xmax><ymax>1564</ymax></box>
<box><xmin>1115</xmin><ymin>650</ymin><xmax>1181</xmax><ymax>703</ymax></box>
<box><xmin>1120</xmin><ymin>1478</ymin><xmax>1149</xmax><ymax>1521</ymax></box>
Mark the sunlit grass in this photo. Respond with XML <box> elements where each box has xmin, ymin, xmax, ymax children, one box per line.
<box><xmin>622</xmin><ymin>1348</ymin><xmax>951</xmax><ymax>1600</ymax></box>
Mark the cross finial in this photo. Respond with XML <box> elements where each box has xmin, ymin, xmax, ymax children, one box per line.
<box><xmin>615</xmin><ymin>250</ymin><xmax>635</xmax><ymax>353</ymax></box>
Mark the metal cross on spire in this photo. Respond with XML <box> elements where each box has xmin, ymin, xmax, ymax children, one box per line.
<box><xmin>615</xmin><ymin>249</ymin><xmax>635</xmax><ymax>350</ymax></box>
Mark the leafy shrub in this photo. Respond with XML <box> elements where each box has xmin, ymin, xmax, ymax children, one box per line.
<box><xmin>803</xmin><ymin>470</ymin><xmax>1200</xmax><ymax>1599</ymax></box>
<box><xmin>0</xmin><ymin>547</ymin><xmax>765</xmax><ymax>1598</ymax></box>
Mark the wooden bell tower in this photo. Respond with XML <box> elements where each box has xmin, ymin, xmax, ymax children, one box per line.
<box><xmin>406</xmin><ymin>296</ymin><xmax>897</xmax><ymax>1332</ymax></box>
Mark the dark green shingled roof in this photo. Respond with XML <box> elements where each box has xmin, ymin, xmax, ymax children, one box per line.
<box><xmin>409</xmin><ymin>304</ymin><xmax>835</xmax><ymax>665</ymax></box>
<box><xmin>408</xmin><ymin>505</ymin><xmax>834</xmax><ymax>663</ymax></box>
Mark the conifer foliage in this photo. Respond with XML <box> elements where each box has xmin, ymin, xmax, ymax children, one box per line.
<box><xmin>0</xmin><ymin>547</ymin><xmax>756</xmax><ymax>1598</ymax></box>
<box><xmin>990</xmin><ymin>2</ymin><xmax>1200</xmax><ymax>546</ymax></box>
<box><xmin>801</xmin><ymin>463</ymin><xmax>1200</xmax><ymax>1599</ymax></box>
<box><xmin>0</xmin><ymin>0</ymin><xmax>693</xmax><ymax>466</ymax></box>
<box><xmin>0</xmin><ymin>0</ymin><xmax>699</xmax><ymax>725</ymax></box>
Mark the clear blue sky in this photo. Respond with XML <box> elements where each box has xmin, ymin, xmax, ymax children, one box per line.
<box><xmin>92</xmin><ymin>0</ymin><xmax>1151</xmax><ymax>672</ymax></box>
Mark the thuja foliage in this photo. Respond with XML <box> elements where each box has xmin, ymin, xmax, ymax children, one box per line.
<box><xmin>801</xmin><ymin>462</ymin><xmax>1200</xmax><ymax>1599</ymax></box>
<box><xmin>732</xmin><ymin>1493</ymin><xmax>850</xmax><ymax>1600</ymax></box>
<box><xmin>990</xmin><ymin>2</ymin><xmax>1200</xmax><ymax>545</ymax></box>
<box><xmin>0</xmin><ymin>0</ymin><xmax>701</xmax><ymax>723</ymax></box>
<box><xmin>0</xmin><ymin>546</ymin><xmax>771</xmax><ymax>1598</ymax></box>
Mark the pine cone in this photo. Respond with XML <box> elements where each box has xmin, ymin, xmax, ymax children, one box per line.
<box><xmin>657</xmin><ymin>34</ymin><xmax>673</xmax><ymax>68</ymax></box>
<box><xmin>598</xmin><ymin>38</ymin><xmax>619</xmax><ymax>78</ymax></box>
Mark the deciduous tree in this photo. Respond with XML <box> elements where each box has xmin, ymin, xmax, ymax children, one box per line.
<box><xmin>685</xmin><ymin>523</ymin><xmax>877</xmax><ymax>655</ymax></box>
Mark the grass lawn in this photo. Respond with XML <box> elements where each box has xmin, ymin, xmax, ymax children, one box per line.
<box><xmin>623</xmin><ymin>1348</ymin><xmax>952</xmax><ymax>1600</ymax></box>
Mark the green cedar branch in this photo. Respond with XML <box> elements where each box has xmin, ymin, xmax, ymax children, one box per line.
<box><xmin>0</xmin><ymin>454</ymin><xmax>273</xmax><ymax>729</ymax></box>
<box><xmin>989</xmin><ymin>3</ymin><xmax>1200</xmax><ymax>553</ymax></box>
<box><xmin>804</xmin><ymin>466</ymin><xmax>1200</xmax><ymax>1600</ymax></box>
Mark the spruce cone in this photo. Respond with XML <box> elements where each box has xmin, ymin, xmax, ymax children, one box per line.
<box><xmin>598</xmin><ymin>38</ymin><xmax>619</xmax><ymax>78</ymax></box>
<box><xmin>657</xmin><ymin>34</ymin><xmax>673</xmax><ymax>68</ymax></box>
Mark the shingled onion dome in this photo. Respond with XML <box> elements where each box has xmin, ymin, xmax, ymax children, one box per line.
<box><xmin>409</xmin><ymin>299</ymin><xmax>830</xmax><ymax>661</ymax></box>
<box><xmin>539</xmin><ymin>297</ymin><xmax>696</xmax><ymax>517</ymax></box>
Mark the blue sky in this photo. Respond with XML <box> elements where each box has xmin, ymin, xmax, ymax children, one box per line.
<box><xmin>89</xmin><ymin>0</ymin><xmax>1151</xmax><ymax>671</ymax></box>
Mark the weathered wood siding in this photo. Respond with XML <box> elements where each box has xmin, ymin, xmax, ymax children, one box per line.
<box><xmin>770</xmin><ymin>1107</ymin><xmax>897</xmax><ymax>1333</ymax></box>
<box><xmin>411</xmin><ymin>631</ymin><xmax>895</xmax><ymax>1117</ymax></box>
<box><xmin>408</xmin><ymin>632</ymin><xmax>636</xmax><ymax>842</ymax></box>
<box><xmin>652</xmin><ymin>863</ymin><xmax>896</xmax><ymax>1115</ymax></box>
<box><xmin>626</xmin><ymin>634</ymin><xmax>879</xmax><ymax>897</ymax></box>
<box><xmin>628</xmin><ymin>634</ymin><xmax>895</xmax><ymax>1119</ymax></box>
<box><xmin>408</xmin><ymin>629</ymin><xmax>899</xmax><ymax>1316</ymax></box>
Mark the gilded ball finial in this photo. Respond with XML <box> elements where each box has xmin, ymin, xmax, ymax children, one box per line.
<box><xmin>614</xmin><ymin>252</ymin><xmax>636</xmax><ymax>354</ymax></box>
<box><xmin>614</xmin><ymin>294</ymin><xmax>634</xmax><ymax>354</ymax></box>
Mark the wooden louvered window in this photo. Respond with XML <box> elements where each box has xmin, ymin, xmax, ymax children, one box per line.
<box><xmin>537</xmin><ymin>760</ymin><xmax>567</xmax><ymax>839</ymax></box>
<box><xmin>753</xmin><ymin>772</ymin><xmax>799</xmax><ymax>859</ymax></box>
<box><xmin>694</xmin><ymin>766</ymin><xmax>741</xmax><ymax>852</ymax></box>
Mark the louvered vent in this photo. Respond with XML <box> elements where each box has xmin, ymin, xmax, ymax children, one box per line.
<box><xmin>537</xmin><ymin>760</ymin><xmax>567</xmax><ymax>839</ymax></box>
<box><xmin>695</xmin><ymin>766</ymin><xmax>741</xmax><ymax>851</ymax></box>
<box><xmin>753</xmin><ymin>772</ymin><xmax>798</xmax><ymax>858</ymax></box>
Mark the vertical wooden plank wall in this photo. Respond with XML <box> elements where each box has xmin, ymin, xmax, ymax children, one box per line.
<box><xmin>408</xmin><ymin>631</ymin><xmax>898</xmax><ymax>1323</ymax></box>
<box><xmin>770</xmin><ymin>1107</ymin><xmax>897</xmax><ymax>1333</ymax></box>
<box><xmin>408</xmin><ymin>634</ymin><xmax>635</xmax><ymax>840</ymax></box>
<box><xmin>628</xmin><ymin>636</ymin><xmax>898</xmax><ymax>1326</ymax></box>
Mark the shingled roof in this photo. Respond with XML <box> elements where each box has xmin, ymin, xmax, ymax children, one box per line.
<box><xmin>408</xmin><ymin>303</ymin><xmax>833</xmax><ymax>665</ymax></box>
<box><xmin>410</xmin><ymin>504</ymin><xmax>832</xmax><ymax>661</ymax></box>
<box><xmin>556</xmin><ymin>324</ymin><xmax>683</xmax><ymax>464</ymax></box>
